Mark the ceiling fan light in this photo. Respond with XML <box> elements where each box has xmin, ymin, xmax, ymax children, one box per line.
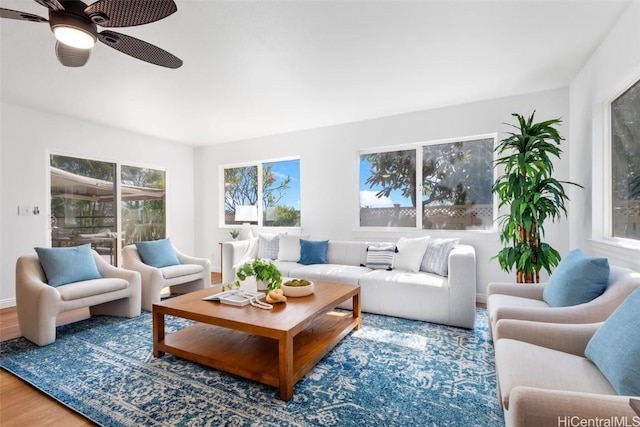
<box><xmin>53</xmin><ymin>26</ymin><xmax>96</xmax><ymax>49</ymax></box>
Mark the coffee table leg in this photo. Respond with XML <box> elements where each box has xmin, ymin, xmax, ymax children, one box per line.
<box><xmin>353</xmin><ymin>292</ymin><xmax>361</xmax><ymax>330</ymax></box>
<box><xmin>278</xmin><ymin>333</ymin><xmax>294</xmax><ymax>401</ymax></box>
<box><xmin>153</xmin><ymin>309</ymin><xmax>165</xmax><ymax>357</ymax></box>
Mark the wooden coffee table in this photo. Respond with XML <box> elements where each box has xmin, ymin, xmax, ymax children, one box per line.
<box><xmin>152</xmin><ymin>281</ymin><xmax>361</xmax><ymax>401</ymax></box>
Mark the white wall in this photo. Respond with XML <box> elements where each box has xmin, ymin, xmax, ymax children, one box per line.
<box><xmin>0</xmin><ymin>103</ymin><xmax>196</xmax><ymax>308</ymax></box>
<box><xmin>194</xmin><ymin>87</ymin><xmax>571</xmax><ymax>300</ymax></box>
<box><xmin>569</xmin><ymin>0</ymin><xmax>640</xmax><ymax>271</ymax></box>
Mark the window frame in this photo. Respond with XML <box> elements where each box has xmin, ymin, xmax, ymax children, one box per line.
<box><xmin>358</xmin><ymin>133</ymin><xmax>497</xmax><ymax>232</ymax></box>
<box><xmin>219</xmin><ymin>156</ymin><xmax>301</xmax><ymax>229</ymax></box>
<box><xmin>604</xmin><ymin>76</ymin><xmax>640</xmax><ymax>246</ymax></box>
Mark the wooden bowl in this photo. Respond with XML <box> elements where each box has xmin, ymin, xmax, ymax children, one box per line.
<box><xmin>281</xmin><ymin>279</ymin><xmax>314</xmax><ymax>297</ymax></box>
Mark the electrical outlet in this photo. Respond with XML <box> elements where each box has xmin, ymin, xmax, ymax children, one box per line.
<box><xmin>18</xmin><ymin>205</ymin><xmax>31</xmax><ymax>216</ymax></box>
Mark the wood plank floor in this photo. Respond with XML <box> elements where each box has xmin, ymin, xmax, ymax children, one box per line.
<box><xmin>0</xmin><ymin>273</ymin><xmax>221</xmax><ymax>427</ymax></box>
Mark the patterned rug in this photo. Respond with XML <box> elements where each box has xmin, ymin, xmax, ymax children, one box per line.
<box><xmin>0</xmin><ymin>308</ymin><xmax>504</xmax><ymax>426</ymax></box>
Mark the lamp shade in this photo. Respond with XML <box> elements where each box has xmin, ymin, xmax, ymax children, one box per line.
<box><xmin>235</xmin><ymin>205</ymin><xmax>258</xmax><ymax>222</ymax></box>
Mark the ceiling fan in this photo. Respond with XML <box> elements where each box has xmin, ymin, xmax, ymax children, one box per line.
<box><xmin>0</xmin><ymin>0</ymin><xmax>182</xmax><ymax>68</ymax></box>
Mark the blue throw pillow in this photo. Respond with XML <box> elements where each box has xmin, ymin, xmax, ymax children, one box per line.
<box><xmin>542</xmin><ymin>249</ymin><xmax>609</xmax><ymax>307</ymax></box>
<box><xmin>299</xmin><ymin>239</ymin><xmax>328</xmax><ymax>265</ymax></box>
<box><xmin>135</xmin><ymin>238</ymin><xmax>180</xmax><ymax>268</ymax></box>
<box><xmin>35</xmin><ymin>244</ymin><xmax>101</xmax><ymax>287</ymax></box>
<box><xmin>585</xmin><ymin>288</ymin><xmax>640</xmax><ymax>396</ymax></box>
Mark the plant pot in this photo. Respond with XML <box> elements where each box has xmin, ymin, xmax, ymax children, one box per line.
<box><xmin>256</xmin><ymin>279</ymin><xmax>269</xmax><ymax>292</ymax></box>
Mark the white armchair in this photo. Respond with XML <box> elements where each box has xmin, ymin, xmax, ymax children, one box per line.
<box><xmin>122</xmin><ymin>244</ymin><xmax>211</xmax><ymax>311</ymax></box>
<box><xmin>16</xmin><ymin>250</ymin><xmax>141</xmax><ymax>346</ymax></box>
<box><xmin>487</xmin><ymin>265</ymin><xmax>640</xmax><ymax>338</ymax></box>
<box><xmin>494</xmin><ymin>319</ymin><xmax>638</xmax><ymax>427</ymax></box>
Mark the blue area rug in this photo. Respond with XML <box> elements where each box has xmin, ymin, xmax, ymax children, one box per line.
<box><xmin>0</xmin><ymin>308</ymin><xmax>503</xmax><ymax>426</ymax></box>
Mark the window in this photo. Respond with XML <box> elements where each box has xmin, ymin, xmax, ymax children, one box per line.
<box><xmin>50</xmin><ymin>155</ymin><xmax>166</xmax><ymax>264</ymax></box>
<box><xmin>359</xmin><ymin>136</ymin><xmax>494</xmax><ymax>230</ymax></box>
<box><xmin>611</xmin><ymin>78</ymin><xmax>640</xmax><ymax>241</ymax></box>
<box><xmin>120</xmin><ymin>164</ymin><xmax>167</xmax><ymax>246</ymax></box>
<box><xmin>360</xmin><ymin>149</ymin><xmax>417</xmax><ymax>227</ymax></box>
<box><xmin>223</xmin><ymin>159</ymin><xmax>301</xmax><ymax>227</ymax></box>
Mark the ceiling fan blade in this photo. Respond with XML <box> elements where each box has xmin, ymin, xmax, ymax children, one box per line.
<box><xmin>85</xmin><ymin>0</ymin><xmax>176</xmax><ymax>27</ymax></box>
<box><xmin>0</xmin><ymin>8</ymin><xmax>48</xmax><ymax>22</ymax></box>
<box><xmin>98</xmin><ymin>30</ymin><xmax>182</xmax><ymax>69</ymax></box>
<box><xmin>34</xmin><ymin>0</ymin><xmax>65</xmax><ymax>12</ymax></box>
<box><xmin>55</xmin><ymin>41</ymin><xmax>91</xmax><ymax>67</ymax></box>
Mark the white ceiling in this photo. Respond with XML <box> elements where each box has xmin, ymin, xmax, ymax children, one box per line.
<box><xmin>0</xmin><ymin>0</ymin><xmax>631</xmax><ymax>146</ymax></box>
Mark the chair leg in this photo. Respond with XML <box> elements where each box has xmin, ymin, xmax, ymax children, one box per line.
<box><xmin>19</xmin><ymin>311</ymin><xmax>57</xmax><ymax>347</ymax></box>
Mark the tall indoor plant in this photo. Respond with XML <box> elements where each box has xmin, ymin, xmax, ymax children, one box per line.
<box><xmin>492</xmin><ymin>111</ymin><xmax>581</xmax><ymax>283</ymax></box>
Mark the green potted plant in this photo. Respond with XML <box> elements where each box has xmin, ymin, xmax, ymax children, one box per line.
<box><xmin>492</xmin><ymin>111</ymin><xmax>582</xmax><ymax>283</ymax></box>
<box><xmin>229</xmin><ymin>230</ymin><xmax>240</xmax><ymax>240</ymax></box>
<box><xmin>236</xmin><ymin>258</ymin><xmax>282</xmax><ymax>291</ymax></box>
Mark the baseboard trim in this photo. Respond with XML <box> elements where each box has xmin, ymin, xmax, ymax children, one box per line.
<box><xmin>0</xmin><ymin>298</ymin><xmax>16</xmax><ymax>309</ymax></box>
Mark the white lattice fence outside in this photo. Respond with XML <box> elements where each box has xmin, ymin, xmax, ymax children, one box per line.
<box><xmin>360</xmin><ymin>204</ymin><xmax>493</xmax><ymax>230</ymax></box>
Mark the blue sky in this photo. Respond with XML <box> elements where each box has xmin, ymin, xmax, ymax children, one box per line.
<box><xmin>359</xmin><ymin>157</ymin><xmax>412</xmax><ymax>207</ymax></box>
<box><xmin>267</xmin><ymin>160</ymin><xmax>300</xmax><ymax>209</ymax></box>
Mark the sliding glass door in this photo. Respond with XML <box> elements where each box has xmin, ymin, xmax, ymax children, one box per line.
<box><xmin>50</xmin><ymin>154</ymin><xmax>166</xmax><ymax>265</ymax></box>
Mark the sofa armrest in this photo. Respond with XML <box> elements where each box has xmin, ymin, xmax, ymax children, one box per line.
<box><xmin>447</xmin><ymin>244</ymin><xmax>476</xmax><ymax>328</ymax></box>
<box><xmin>495</xmin><ymin>319</ymin><xmax>601</xmax><ymax>356</ymax></box>
<box><xmin>506</xmin><ymin>387</ymin><xmax>638</xmax><ymax>427</ymax></box>
<box><xmin>487</xmin><ymin>282</ymin><xmax>546</xmax><ymax>300</ymax></box>
<box><xmin>175</xmin><ymin>248</ymin><xmax>210</xmax><ymax>268</ymax></box>
<box><xmin>15</xmin><ymin>255</ymin><xmax>61</xmax><ymax>317</ymax></box>
<box><xmin>221</xmin><ymin>238</ymin><xmax>257</xmax><ymax>283</ymax></box>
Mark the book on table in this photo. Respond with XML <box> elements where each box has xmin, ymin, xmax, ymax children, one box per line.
<box><xmin>203</xmin><ymin>290</ymin><xmax>266</xmax><ymax>307</ymax></box>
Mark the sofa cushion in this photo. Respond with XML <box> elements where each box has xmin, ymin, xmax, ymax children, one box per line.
<box><xmin>363</xmin><ymin>244</ymin><xmax>397</xmax><ymax>270</ymax></box>
<box><xmin>394</xmin><ymin>236</ymin><xmax>431</xmax><ymax>272</ymax></box>
<box><xmin>542</xmin><ymin>249</ymin><xmax>609</xmax><ymax>307</ymax></box>
<box><xmin>277</xmin><ymin>234</ymin><xmax>309</xmax><ymax>262</ymax></box>
<box><xmin>420</xmin><ymin>238</ymin><xmax>459</xmax><ymax>276</ymax></box>
<box><xmin>35</xmin><ymin>244</ymin><xmax>102</xmax><ymax>287</ymax></box>
<box><xmin>257</xmin><ymin>233</ymin><xmax>279</xmax><ymax>260</ymax></box>
<box><xmin>326</xmin><ymin>240</ymin><xmax>371</xmax><ymax>267</ymax></box>
<box><xmin>135</xmin><ymin>238</ymin><xmax>180</xmax><ymax>268</ymax></box>
<box><xmin>57</xmin><ymin>277</ymin><xmax>129</xmax><ymax>301</ymax></box>
<box><xmin>585</xmin><ymin>288</ymin><xmax>640</xmax><ymax>396</ymax></box>
<box><xmin>495</xmin><ymin>339</ymin><xmax>617</xmax><ymax>410</ymax></box>
<box><xmin>288</xmin><ymin>264</ymin><xmax>370</xmax><ymax>286</ymax></box>
<box><xmin>299</xmin><ymin>239</ymin><xmax>329</xmax><ymax>265</ymax></box>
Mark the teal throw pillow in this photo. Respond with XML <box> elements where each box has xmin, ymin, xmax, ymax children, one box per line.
<box><xmin>135</xmin><ymin>238</ymin><xmax>180</xmax><ymax>268</ymax></box>
<box><xmin>299</xmin><ymin>239</ymin><xmax>328</xmax><ymax>265</ymax></box>
<box><xmin>542</xmin><ymin>249</ymin><xmax>609</xmax><ymax>307</ymax></box>
<box><xmin>585</xmin><ymin>288</ymin><xmax>640</xmax><ymax>396</ymax></box>
<box><xmin>35</xmin><ymin>244</ymin><xmax>101</xmax><ymax>287</ymax></box>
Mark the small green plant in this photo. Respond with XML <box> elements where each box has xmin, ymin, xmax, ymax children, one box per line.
<box><xmin>221</xmin><ymin>281</ymin><xmax>241</xmax><ymax>292</ymax></box>
<box><xmin>236</xmin><ymin>258</ymin><xmax>282</xmax><ymax>290</ymax></box>
<box><xmin>230</xmin><ymin>230</ymin><xmax>240</xmax><ymax>239</ymax></box>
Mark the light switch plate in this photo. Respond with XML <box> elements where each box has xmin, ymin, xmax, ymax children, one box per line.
<box><xmin>18</xmin><ymin>205</ymin><xmax>31</xmax><ymax>216</ymax></box>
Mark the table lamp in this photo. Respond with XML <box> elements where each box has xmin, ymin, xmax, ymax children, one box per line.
<box><xmin>235</xmin><ymin>205</ymin><xmax>258</xmax><ymax>240</ymax></box>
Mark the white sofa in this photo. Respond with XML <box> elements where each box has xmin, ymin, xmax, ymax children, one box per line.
<box><xmin>222</xmin><ymin>238</ymin><xmax>477</xmax><ymax>328</ymax></box>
